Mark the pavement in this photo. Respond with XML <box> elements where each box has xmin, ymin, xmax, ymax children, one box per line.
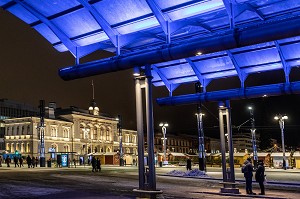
<box><xmin>0</xmin><ymin>164</ymin><xmax>299</xmax><ymax>199</ymax></box>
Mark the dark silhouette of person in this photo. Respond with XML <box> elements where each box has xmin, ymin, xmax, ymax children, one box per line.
<box><xmin>19</xmin><ymin>157</ymin><xmax>24</xmax><ymax>167</ymax></box>
<box><xmin>31</xmin><ymin>156</ymin><xmax>35</xmax><ymax>168</ymax></box>
<box><xmin>255</xmin><ymin>161</ymin><xmax>265</xmax><ymax>195</ymax></box>
<box><xmin>13</xmin><ymin>156</ymin><xmax>19</xmax><ymax>167</ymax></box>
<box><xmin>96</xmin><ymin>158</ymin><xmax>101</xmax><ymax>172</ymax></box>
<box><xmin>6</xmin><ymin>157</ymin><xmax>10</xmax><ymax>167</ymax></box>
<box><xmin>73</xmin><ymin>158</ymin><xmax>76</xmax><ymax>168</ymax></box>
<box><xmin>26</xmin><ymin>155</ymin><xmax>31</xmax><ymax>168</ymax></box>
<box><xmin>35</xmin><ymin>157</ymin><xmax>38</xmax><ymax>167</ymax></box>
<box><xmin>91</xmin><ymin>156</ymin><xmax>96</xmax><ymax>172</ymax></box>
<box><xmin>243</xmin><ymin>158</ymin><xmax>255</xmax><ymax>195</ymax></box>
<box><xmin>186</xmin><ymin>158</ymin><xmax>192</xmax><ymax>170</ymax></box>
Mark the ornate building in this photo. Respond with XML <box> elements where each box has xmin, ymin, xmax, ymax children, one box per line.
<box><xmin>4</xmin><ymin>106</ymin><xmax>137</xmax><ymax>164</ymax></box>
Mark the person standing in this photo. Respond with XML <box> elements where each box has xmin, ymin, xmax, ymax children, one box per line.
<box><xmin>242</xmin><ymin>157</ymin><xmax>256</xmax><ymax>195</ymax></box>
<box><xmin>0</xmin><ymin>156</ymin><xmax>2</xmax><ymax>167</ymax></box>
<box><xmin>96</xmin><ymin>158</ymin><xmax>101</xmax><ymax>172</ymax></box>
<box><xmin>186</xmin><ymin>157</ymin><xmax>192</xmax><ymax>170</ymax></box>
<box><xmin>35</xmin><ymin>157</ymin><xmax>38</xmax><ymax>167</ymax></box>
<box><xmin>91</xmin><ymin>156</ymin><xmax>96</xmax><ymax>172</ymax></box>
<box><xmin>73</xmin><ymin>158</ymin><xmax>76</xmax><ymax>168</ymax></box>
<box><xmin>5</xmin><ymin>156</ymin><xmax>10</xmax><ymax>167</ymax></box>
<box><xmin>31</xmin><ymin>156</ymin><xmax>35</xmax><ymax>168</ymax></box>
<box><xmin>255</xmin><ymin>161</ymin><xmax>265</xmax><ymax>195</ymax></box>
<box><xmin>19</xmin><ymin>157</ymin><xmax>24</xmax><ymax>167</ymax></box>
<box><xmin>26</xmin><ymin>155</ymin><xmax>31</xmax><ymax>168</ymax></box>
<box><xmin>13</xmin><ymin>156</ymin><xmax>19</xmax><ymax>167</ymax></box>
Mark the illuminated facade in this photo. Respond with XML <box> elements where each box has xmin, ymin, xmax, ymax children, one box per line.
<box><xmin>4</xmin><ymin>107</ymin><xmax>137</xmax><ymax>161</ymax></box>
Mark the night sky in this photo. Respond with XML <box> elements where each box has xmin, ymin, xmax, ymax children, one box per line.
<box><xmin>1</xmin><ymin>10</ymin><xmax>300</xmax><ymax>149</ymax></box>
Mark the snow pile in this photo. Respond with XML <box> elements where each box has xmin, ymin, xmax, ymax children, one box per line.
<box><xmin>166</xmin><ymin>169</ymin><xmax>209</xmax><ymax>178</ymax></box>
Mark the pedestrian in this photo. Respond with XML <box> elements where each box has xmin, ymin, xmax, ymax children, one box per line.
<box><xmin>73</xmin><ymin>158</ymin><xmax>76</xmax><ymax>168</ymax></box>
<box><xmin>13</xmin><ymin>156</ymin><xmax>19</xmax><ymax>167</ymax></box>
<box><xmin>186</xmin><ymin>157</ymin><xmax>192</xmax><ymax>170</ymax></box>
<box><xmin>35</xmin><ymin>157</ymin><xmax>38</xmax><ymax>167</ymax></box>
<box><xmin>26</xmin><ymin>155</ymin><xmax>31</xmax><ymax>168</ymax></box>
<box><xmin>31</xmin><ymin>156</ymin><xmax>35</xmax><ymax>168</ymax></box>
<box><xmin>91</xmin><ymin>156</ymin><xmax>96</xmax><ymax>172</ymax></box>
<box><xmin>255</xmin><ymin>161</ymin><xmax>266</xmax><ymax>195</ymax></box>
<box><xmin>96</xmin><ymin>158</ymin><xmax>101</xmax><ymax>172</ymax></box>
<box><xmin>0</xmin><ymin>156</ymin><xmax>2</xmax><ymax>167</ymax></box>
<box><xmin>5</xmin><ymin>156</ymin><xmax>10</xmax><ymax>167</ymax></box>
<box><xmin>242</xmin><ymin>157</ymin><xmax>255</xmax><ymax>195</ymax></box>
<box><xmin>19</xmin><ymin>157</ymin><xmax>24</xmax><ymax>167</ymax></box>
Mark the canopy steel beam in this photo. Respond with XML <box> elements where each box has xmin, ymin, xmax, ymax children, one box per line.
<box><xmin>156</xmin><ymin>81</ymin><xmax>300</xmax><ymax>106</ymax></box>
<box><xmin>15</xmin><ymin>0</ymin><xmax>77</xmax><ymax>56</ymax></box>
<box><xmin>226</xmin><ymin>50</ymin><xmax>247</xmax><ymax>88</ymax></box>
<box><xmin>152</xmin><ymin>65</ymin><xmax>179</xmax><ymax>96</ymax></box>
<box><xmin>59</xmin><ymin>16</ymin><xmax>300</xmax><ymax>80</ymax></box>
<box><xmin>274</xmin><ymin>41</ymin><xmax>291</xmax><ymax>83</ymax></box>
<box><xmin>77</xmin><ymin>0</ymin><xmax>119</xmax><ymax>47</ymax></box>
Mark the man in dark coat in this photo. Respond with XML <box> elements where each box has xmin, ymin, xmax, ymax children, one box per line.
<box><xmin>91</xmin><ymin>156</ymin><xmax>96</xmax><ymax>172</ymax></box>
<box><xmin>243</xmin><ymin>158</ymin><xmax>255</xmax><ymax>195</ymax></box>
<box><xmin>255</xmin><ymin>161</ymin><xmax>265</xmax><ymax>195</ymax></box>
<box><xmin>26</xmin><ymin>155</ymin><xmax>31</xmax><ymax>168</ymax></box>
<box><xmin>186</xmin><ymin>158</ymin><xmax>192</xmax><ymax>170</ymax></box>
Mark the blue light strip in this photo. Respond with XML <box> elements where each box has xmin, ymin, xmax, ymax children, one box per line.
<box><xmin>274</xmin><ymin>41</ymin><xmax>291</xmax><ymax>83</ymax></box>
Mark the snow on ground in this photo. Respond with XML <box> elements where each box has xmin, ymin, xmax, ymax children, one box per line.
<box><xmin>166</xmin><ymin>169</ymin><xmax>210</xmax><ymax>178</ymax></box>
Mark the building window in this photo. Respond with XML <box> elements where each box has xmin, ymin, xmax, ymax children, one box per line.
<box><xmin>21</xmin><ymin>143</ymin><xmax>24</xmax><ymax>153</ymax></box>
<box><xmin>106</xmin><ymin>129</ymin><xmax>110</xmax><ymax>141</ymax></box>
<box><xmin>93</xmin><ymin>127</ymin><xmax>97</xmax><ymax>140</ymax></box>
<box><xmin>63</xmin><ymin>128</ymin><xmax>69</xmax><ymax>138</ymax></box>
<box><xmin>51</xmin><ymin>127</ymin><xmax>57</xmax><ymax>137</ymax></box>
<box><xmin>21</xmin><ymin>126</ymin><xmax>25</xmax><ymax>135</ymax></box>
<box><xmin>27</xmin><ymin>125</ymin><xmax>30</xmax><ymax>134</ymax></box>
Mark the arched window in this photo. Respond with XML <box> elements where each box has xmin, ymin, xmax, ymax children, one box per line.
<box><xmin>6</xmin><ymin>143</ymin><xmax>10</xmax><ymax>152</ymax></box>
<box><xmin>100</xmin><ymin>127</ymin><xmax>105</xmax><ymax>140</ymax></box>
<box><xmin>21</xmin><ymin>143</ymin><xmax>25</xmax><ymax>153</ymax></box>
<box><xmin>11</xmin><ymin>143</ymin><xmax>15</xmax><ymax>153</ymax></box>
<box><xmin>26</xmin><ymin>143</ymin><xmax>30</xmax><ymax>153</ymax></box>
<box><xmin>126</xmin><ymin>148</ymin><xmax>130</xmax><ymax>153</ymax></box>
<box><xmin>21</xmin><ymin>126</ymin><xmax>25</xmax><ymax>135</ymax></box>
<box><xmin>27</xmin><ymin>125</ymin><xmax>30</xmax><ymax>134</ymax></box>
<box><xmin>106</xmin><ymin>128</ymin><xmax>110</xmax><ymax>141</ymax></box>
<box><xmin>64</xmin><ymin>145</ymin><xmax>69</xmax><ymax>152</ymax></box>
<box><xmin>63</xmin><ymin>128</ymin><xmax>69</xmax><ymax>138</ymax></box>
<box><xmin>93</xmin><ymin>127</ymin><xmax>97</xmax><ymax>140</ymax></box>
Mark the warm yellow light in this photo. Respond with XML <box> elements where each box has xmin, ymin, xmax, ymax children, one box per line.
<box><xmin>196</xmin><ymin>51</ymin><xmax>202</xmax><ymax>56</ymax></box>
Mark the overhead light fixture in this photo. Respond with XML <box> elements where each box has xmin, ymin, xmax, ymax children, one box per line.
<box><xmin>133</xmin><ymin>66</ymin><xmax>140</xmax><ymax>77</ymax></box>
<box><xmin>196</xmin><ymin>51</ymin><xmax>202</xmax><ymax>56</ymax></box>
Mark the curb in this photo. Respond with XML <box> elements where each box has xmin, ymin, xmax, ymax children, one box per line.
<box><xmin>195</xmin><ymin>191</ymin><xmax>287</xmax><ymax>199</ymax></box>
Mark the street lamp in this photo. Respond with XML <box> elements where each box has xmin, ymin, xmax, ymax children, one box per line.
<box><xmin>248</xmin><ymin>106</ymin><xmax>258</xmax><ymax>169</ymax></box>
<box><xmin>274</xmin><ymin>114</ymin><xmax>288</xmax><ymax>170</ymax></box>
<box><xmin>159</xmin><ymin>122</ymin><xmax>168</xmax><ymax>165</ymax></box>
<box><xmin>117</xmin><ymin>115</ymin><xmax>124</xmax><ymax>166</ymax></box>
<box><xmin>195</xmin><ymin>111</ymin><xmax>206</xmax><ymax>171</ymax></box>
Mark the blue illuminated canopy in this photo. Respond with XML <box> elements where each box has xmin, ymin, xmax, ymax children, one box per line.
<box><xmin>1</xmin><ymin>0</ymin><xmax>300</xmax><ymax>97</ymax></box>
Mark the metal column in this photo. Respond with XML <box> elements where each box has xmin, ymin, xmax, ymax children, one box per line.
<box><xmin>145</xmin><ymin>64</ymin><xmax>156</xmax><ymax>190</ymax></box>
<box><xmin>39</xmin><ymin>100</ymin><xmax>46</xmax><ymax>167</ymax></box>
<box><xmin>249</xmin><ymin>108</ymin><xmax>258</xmax><ymax>169</ymax></box>
<box><xmin>196</xmin><ymin>105</ymin><xmax>206</xmax><ymax>171</ymax></box>
<box><xmin>135</xmin><ymin>77</ymin><xmax>145</xmax><ymax>189</ymax></box>
<box><xmin>225</xmin><ymin>101</ymin><xmax>235</xmax><ymax>183</ymax></box>
<box><xmin>219</xmin><ymin>101</ymin><xmax>239</xmax><ymax>194</ymax></box>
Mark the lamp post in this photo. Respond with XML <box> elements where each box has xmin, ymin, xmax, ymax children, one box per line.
<box><xmin>83</xmin><ymin>127</ymin><xmax>90</xmax><ymax>165</ymax></box>
<box><xmin>274</xmin><ymin>114</ymin><xmax>288</xmax><ymax>170</ymax></box>
<box><xmin>159</xmin><ymin>122</ymin><xmax>168</xmax><ymax>164</ymax></box>
<box><xmin>248</xmin><ymin>106</ymin><xmax>258</xmax><ymax>169</ymax></box>
<box><xmin>195</xmin><ymin>107</ymin><xmax>206</xmax><ymax>171</ymax></box>
<box><xmin>117</xmin><ymin>115</ymin><xmax>124</xmax><ymax>166</ymax></box>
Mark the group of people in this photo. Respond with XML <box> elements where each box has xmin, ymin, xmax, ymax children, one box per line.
<box><xmin>26</xmin><ymin>155</ymin><xmax>38</xmax><ymax>168</ymax></box>
<box><xmin>91</xmin><ymin>156</ymin><xmax>101</xmax><ymax>172</ymax></box>
<box><xmin>242</xmin><ymin>157</ymin><xmax>266</xmax><ymax>195</ymax></box>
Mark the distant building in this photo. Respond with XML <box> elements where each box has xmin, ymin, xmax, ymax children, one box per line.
<box><xmin>0</xmin><ymin>99</ymin><xmax>38</xmax><ymax>151</ymax></box>
<box><xmin>232</xmin><ymin>131</ymin><xmax>260</xmax><ymax>153</ymax></box>
<box><xmin>3</xmin><ymin>102</ymin><xmax>137</xmax><ymax>165</ymax></box>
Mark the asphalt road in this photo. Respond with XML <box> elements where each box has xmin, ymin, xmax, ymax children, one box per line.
<box><xmin>0</xmin><ymin>166</ymin><xmax>299</xmax><ymax>199</ymax></box>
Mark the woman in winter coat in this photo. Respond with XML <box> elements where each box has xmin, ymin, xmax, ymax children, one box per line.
<box><xmin>255</xmin><ymin>161</ymin><xmax>265</xmax><ymax>195</ymax></box>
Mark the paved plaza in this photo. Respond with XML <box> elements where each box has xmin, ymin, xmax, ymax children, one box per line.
<box><xmin>0</xmin><ymin>165</ymin><xmax>300</xmax><ymax>199</ymax></box>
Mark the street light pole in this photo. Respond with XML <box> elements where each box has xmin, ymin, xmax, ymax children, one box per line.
<box><xmin>248</xmin><ymin>106</ymin><xmax>258</xmax><ymax>169</ymax></box>
<box><xmin>117</xmin><ymin>115</ymin><xmax>124</xmax><ymax>166</ymax></box>
<box><xmin>159</xmin><ymin>123</ymin><xmax>168</xmax><ymax>164</ymax></box>
<box><xmin>274</xmin><ymin>114</ymin><xmax>288</xmax><ymax>170</ymax></box>
<box><xmin>196</xmin><ymin>105</ymin><xmax>206</xmax><ymax>171</ymax></box>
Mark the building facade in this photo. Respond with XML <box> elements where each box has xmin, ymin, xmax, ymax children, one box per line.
<box><xmin>4</xmin><ymin>107</ymin><xmax>137</xmax><ymax>164</ymax></box>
